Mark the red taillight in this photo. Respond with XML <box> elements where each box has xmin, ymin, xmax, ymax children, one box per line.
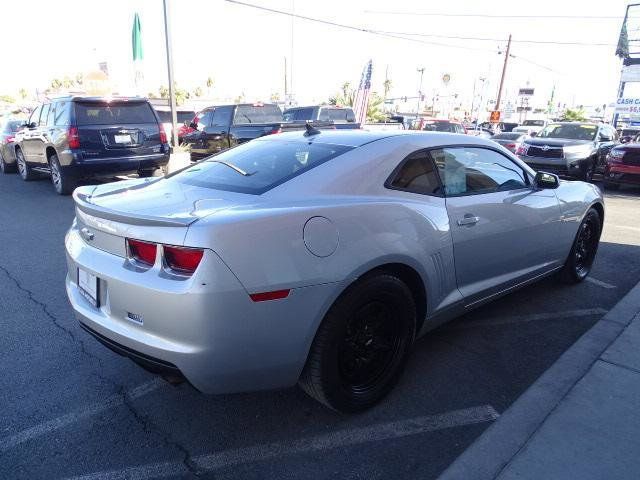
<box><xmin>5</xmin><ymin>135</ymin><xmax>15</xmax><ymax>143</ymax></box>
<box><xmin>268</xmin><ymin>127</ymin><xmax>282</xmax><ymax>135</ymax></box>
<box><xmin>163</xmin><ymin>245</ymin><xmax>204</xmax><ymax>275</ymax></box>
<box><xmin>159</xmin><ymin>125</ymin><xmax>168</xmax><ymax>144</ymax></box>
<box><xmin>249</xmin><ymin>289</ymin><xmax>290</xmax><ymax>302</ymax></box>
<box><xmin>506</xmin><ymin>143</ymin><xmax>516</xmax><ymax>149</ymax></box>
<box><xmin>68</xmin><ymin>127</ymin><xmax>80</xmax><ymax>149</ymax></box>
<box><xmin>516</xmin><ymin>144</ymin><xmax>529</xmax><ymax>156</ymax></box>
<box><xmin>127</xmin><ymin>239</ymin><xmax>157</xmax><ymax>267</ymax></box>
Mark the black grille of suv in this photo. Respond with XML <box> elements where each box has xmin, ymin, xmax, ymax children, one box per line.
<box><xmin>526</xmin><ymin>145</ymin><xmax>563</xmax><ymax>158</ymax></box>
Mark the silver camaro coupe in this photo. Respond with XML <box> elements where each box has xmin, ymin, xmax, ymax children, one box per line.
<box><xmin>65</xmin><ymin>129</ymin><xmax>604</xmax><ymax>412</ymax></box>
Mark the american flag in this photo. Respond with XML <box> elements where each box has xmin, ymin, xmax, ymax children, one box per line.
<box><xmin>353</xmin><ymin>60</ymin><xmax>373</xmax><ymax>125</ymax></box>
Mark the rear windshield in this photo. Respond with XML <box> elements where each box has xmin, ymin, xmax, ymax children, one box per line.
<box><xmin>169</xmin><ymin>139</ymin><xmax>353</xmax><ymax>194</ymax></box>
<box><xmin>74</xmin><ymin>102</ymin><xmax>157</xmax><ymax>125</ymax></box>
<box><xmin>523</xmin><ymin>120</ymin><xmax>545</xmax><ymax>126</ymax></box>
<box><xmin>422</xmin><ymin>122</ymin><xmax>457</xmax><ymax>133</ymax></box>
<box><xmin>320</xmin><ymin>108</ymin><xmax>356</xmax><ymax>123</ymax></box>
<box><xmin>492</xmin><ymin>133</ymin><xmax>522</xmax><ymax>140</ymax></box>
<box><xmin>156</xmin><ymin>111</ymin><xmax>195</xmax><ymax>123</ymax></box>
<box><xmin>234</xmin><ymin>105</ymin><xmax>282</xmax><ymax>124</ymax></box>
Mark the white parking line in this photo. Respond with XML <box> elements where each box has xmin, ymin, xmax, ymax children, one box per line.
<box><xmin>0</xmin><ymin>379</ymin><xmax>161</xmax><ymax>453</ymax></box>
<box><xmin>65</xmin><ymin>405</ymin><xmax>499</xmax><ymax>480</ymax></box>
<box><xmin>585</xmin><ymin>276</ymin><xmax>616</xmax><ymax>289</ymax></box>
<box><xmin>449</xmin><ymin>308</ymin><xmax>608</xmax><ymax>331</ymax></box>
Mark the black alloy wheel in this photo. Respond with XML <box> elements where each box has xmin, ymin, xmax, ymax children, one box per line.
<box><xmin>560</xmin><ymin>208</ymin><xmax>601</xmax><ymax>283</ymax></box>
<box><xmin>299</xmin><ymin>273</ymin><xmax>416</xmax><ymax>412</ymax></box>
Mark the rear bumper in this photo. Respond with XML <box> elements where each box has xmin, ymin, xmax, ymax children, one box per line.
<box><xmin>65</xmin><ymin>225</ymin><xmax>340</xmax><ymax>394</ymax></box>
<box><xmin>63</xmin><ymin>153</ymin><xmax>170</xmax><ymax>177</ymax></box>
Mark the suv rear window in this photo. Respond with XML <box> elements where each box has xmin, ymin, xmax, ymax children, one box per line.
<box><xmin>320</xmin><ymin>108</ymin><xmax>356</xmax><ymax>122</ymax></box>
<box><xmin>234</xmin><ymin>105</ymin><xmax>282</xmax><ymax>124</ymax></box>
<box><xmin>169</xmin><ymin>139</ymin><xmax>353</xmax><ymax>195</ymax></box>
<box><xmin>74</xmin><ymin>102</ymin><xmax>157</xmax><ymax>125</ymax></box>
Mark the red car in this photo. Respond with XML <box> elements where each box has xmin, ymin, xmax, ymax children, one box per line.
<box><xmin>604</xmin><ymin>143</ymin><xmax>640</xmax><ymax>189</ymax></box>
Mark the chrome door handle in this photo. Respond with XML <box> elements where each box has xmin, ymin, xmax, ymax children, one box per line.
<box><xmin>457</xmin><ymin>215</ymin><xmax>479</xmax><ymax>226</ymax></box>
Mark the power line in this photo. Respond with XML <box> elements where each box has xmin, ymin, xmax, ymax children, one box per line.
<box><xmin>376</xmin><ymin>30</ymin><xmax>616</xmax><ymax>47</ymax></box>
<box><xmin>364</xmin><ymin>10</ymin><xmax>626</xmax><ymax>20</ymax></box>
<box><xmin>223</xmin><ymin>0</ymin><xmax>494</xmax><ymax>53</ymax></box>
<box><xmin>224</xmin><ymin>0</ymin><xmax>562</xmax><ymax>74</ymax></box>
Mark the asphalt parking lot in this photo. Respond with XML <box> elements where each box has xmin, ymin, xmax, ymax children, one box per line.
<box><xmin>1</xmin><ymin>173</ymin><xmax>639</xmax><ymax>480</ymax></box>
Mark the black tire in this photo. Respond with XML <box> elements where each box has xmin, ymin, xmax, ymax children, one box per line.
<box><xmin>559</xmin><ymin>208</ymin><xmax>602</xmax><ymax>284</ymax></box>
<box><xmin>49</xmin><ymin>154</ymin><xmax>77</xmax><ymax>195</ymax></box>
<box><xmin>580</xmin><ymin>158</ymin><xmax>595</xmax><ymax>182</ymax></box>
<box><xmin>299</xmin><ymin>273</ymin><xmax>416</xmax><ymax>413</ymax></box>
<box><xmin>0</xmin><ymin>149</ymin><xmax>17</xmax><ymax>174</ymax></box>
<box><xmin>603</xmin><ymin>181</ymin><xmax>620</xmax><ymax>191</ymax></box>
<box><xmin>137</xmin><ymin>168</ymin><xmax>156</xmax><ymax>178</ymax></box>
<box><xmin>15</xmin><ymin>148</ymin><xmax>36</xmax><ymax>181</ymax></box>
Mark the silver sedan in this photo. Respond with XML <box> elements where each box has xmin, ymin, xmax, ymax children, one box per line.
<box><xmin>65</xmin><ymin>130</ymin><xmax>604</xmax><ymax>412</ymax></box>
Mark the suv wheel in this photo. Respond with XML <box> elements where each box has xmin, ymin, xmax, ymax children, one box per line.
<box><xmin>581</xmin><ymin>159</ymin><xmax>595</xmax><ymax>182</ymax></box>
<box><xmin>15</xmin><ymin>148</ymin><xmax>36</xmax><ymax>181</ymax></box>
<box><xmin>560</xmin><ymin>208</ymin><xmax>601</xmax><ymax>283</ymax></box>
<box><xmin>49</xmin><ymin>154</ymin><xmax>77</xmax><ymax>195</ymax></box>
<box><xmin>0</xmin><ymin>150</ymin><xmax>16</xmax><ymax>174</ymax></box>
<box><xmin>299</xmin><ymin>273</ymin><xmax>416</xmax><ymax>412</ymax></box>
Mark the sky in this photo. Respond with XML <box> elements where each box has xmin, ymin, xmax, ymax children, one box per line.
<box><xmin>1</xmin><ymin>0</ymin><xmax>635</xmax><ymax>114</ymax></box>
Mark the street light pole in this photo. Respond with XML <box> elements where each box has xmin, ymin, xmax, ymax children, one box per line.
<box><xmin>495</xmin><ymin>34</ymin><xmax>512</xmax><ymax>113</ymax></box>
<box><xmin>162</xmin><ymin>0</ymin><xmax>178</xmax><ymax>149</ymax></box>
<box><xmin>416</xmin><ymin>67</ymin><xmax>425</xmax><ymax>115</ymax></box>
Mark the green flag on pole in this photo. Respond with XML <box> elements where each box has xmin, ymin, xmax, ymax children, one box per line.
<box><xmin>132</xmin><ymin>13</ymin><xmax>144</xmax><ymax>91</ymax></box>
<box><xmin>616</xmin><ymin>17</ymin><xmax>629</xmax><ymax>58</ymax></box>
<box><xmin>132</xmin><ymin>13</ymin><xmax>143</xmax><ymax>62</ymax></box>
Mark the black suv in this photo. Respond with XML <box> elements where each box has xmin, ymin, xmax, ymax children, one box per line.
<box><xmin>14</xmin><ymin>96</ymin><xmax>170</xmax><ymax>194</ymax></box>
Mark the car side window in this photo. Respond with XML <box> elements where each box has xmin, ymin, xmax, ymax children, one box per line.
<box><xmin>39</xmin><ymin>104</ymin><xmax>50</xmax><ymax>127</ymax></box>
<box><xmin>29</xmin><ymin>106</ymin><xmax>42</xmax><ymax>127</ymax></box>
<box><xmin>387</xmin><ymin>150</ymin><xmax>442</xmax><ymax>196</ymax></box>
<box><xmin>431</xmin><ymin>147</ymin><xmax>528</xmax><ymax>196</ymax></box>
<box><xmin>196</xmin><ymin>110</ymin><xmax>213</xmax><ymax>130</ymax></box>
<box><xmin>211</xmin><ymin>106</ymin><xmax>233</xmax><ymax>127</ymax></box>
<box><xmin>46</xmin><ymin>103</ymin><xmax>57</xmax><ymax>127</ymax></box>
<box><xmin>54</xmin><ymin>101</ymin><xmax>71</xmax><ymax>126</ymax></box>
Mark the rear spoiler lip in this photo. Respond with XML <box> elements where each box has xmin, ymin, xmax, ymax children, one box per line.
<box><xmin>73</xmin><ymin>189</ymin><xmax>197</xmax><ymax>227</ymax></box>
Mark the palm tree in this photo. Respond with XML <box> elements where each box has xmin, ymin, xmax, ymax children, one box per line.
<box><xmin>18</xmin><ymin>88</ymin><xmax>28</xmax><ymax>100</ymax></box>
<box><xmin>75</xmin><ymin>73</ymin><xmax>84</xmax><ymax>87</ymax></box>
<box><xmin>193</xmin><ymin>87</ymin><xmax>203</xmax><ymax>97</ymax></box>
<box><xmin>206</xmin><ymin>76</ymin><xmax>214</xmax><ymax>97</ymax></box>
<box><xmin>383</xmin><ymin>78</ymin><xmax>392</xmax><ymax>100</ymax></box>
<box><xmin>50</xmin><ymin>78</ymin><xmax>63</xmax><ymax>91</ymax></box>
<box><xmin>62</xmin><ymin>77</ymin><xmax>74</xmax><ymax>89</ymax></box>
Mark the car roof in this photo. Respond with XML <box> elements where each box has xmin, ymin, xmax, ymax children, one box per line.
<box><xmin>48</xmin><ymin>96</ymin><xmax>150</xmax><ymax>103</ymax></box>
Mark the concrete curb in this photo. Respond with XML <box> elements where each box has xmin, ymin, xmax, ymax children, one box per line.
<box><xmin>439</xmin><ymin>278</ymin><xmax>640</xmax><ymax>480</ymax></box>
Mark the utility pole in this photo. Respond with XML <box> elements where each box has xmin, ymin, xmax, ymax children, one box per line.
<box><xmin>284</xmin><ymin>57</ymin><xmax>288</xmax><ymax>100</ymax></box>
<box><xmin>416</xmin><ymin>67</ymin><xmax>425</xmax><ymax>115</ymax></box>
<box><xmin>495</xmin><ymin>34</ymin><xmax>512</xmax><ymax>113</ymax></box>
<box><xmin>162</xmin><ymin>0</ymin><xmax>178</xmax><ymax>149</ymax></box>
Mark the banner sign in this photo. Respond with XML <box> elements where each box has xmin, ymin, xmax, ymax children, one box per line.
<box><xmin>615</xmin><ymin>97</ymin><xmax>640</xmax><ymax>113</ymax></box>
<box><xmin>621</xmin><ymin>64</ymin><xmax>640</xmax><ymax>82</ymax></box>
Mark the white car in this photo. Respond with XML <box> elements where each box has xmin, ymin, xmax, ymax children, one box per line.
<box><xmin>65</xmin><ymin>129</ymin><xmax>604</xmax><ymax>412</ymax></box>
<box><xmin>513</xmin><ymin>119</ymin><xmax>548</xmax><ymax>136</ymax></box>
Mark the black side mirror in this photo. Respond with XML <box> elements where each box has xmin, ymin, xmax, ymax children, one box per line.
<box><xmin>189</xmin><ymin>121</ymin><xmax>198</xmax><ymax>130</ymax></box>
<box><xmin>530</xmin><ymin>131</ymin><xmax>537</xmax><ymax>137</ymax></box>
<box><xmin>621</xmin><ymin>136</ymin><xmax>632</xmax><ymax>144</ymax></box>
<box><xmin>534</xmin><ymin>171</ymin><xmax>560</xmax><ymax>189</ymax></box>
<box><xmin>27</xmin><ymin>122</ymin><xmax>37</xmax><ymax>129</ymax></box>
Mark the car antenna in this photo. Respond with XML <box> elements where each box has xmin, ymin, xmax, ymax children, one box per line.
<box><xmin>304</xmin><ymin>122</ymin><xmax>321</xmax><ymax>137</ymax></box>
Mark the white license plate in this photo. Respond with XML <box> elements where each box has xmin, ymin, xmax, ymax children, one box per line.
<box><xmin>78</xmin><ymin>268</ymin><xmax>99</xmax><ymax>307</ymax></box>
<box><xmin>114</xmin><ymin>134</ymin><xmax>132</xmax><ymax>144</ymax></box>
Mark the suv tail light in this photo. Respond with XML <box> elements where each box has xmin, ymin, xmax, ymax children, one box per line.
<box><xmin>267</xmin><ymin>127</ymin><xmax>282</xmax><ymax>135</ymax></box>
<box><xmin>68</xmin><ymin>127</ymin><xmax>80</xmax><ymax>149</ymax></box>
<box><xmin>506</xmin><ymin>143</ymin><xmax>516</xmax><ymax>149</ymax></box>
<box><xmin>159</xmin><ymin>124</ymin><xmax>168</xmax><ymax>144</ymax></box>
<box><xmin>127</xmin><ymin>239</ymin><xmax>157</xmax><ymax>267</ymax></box>
<box><xmin>163</xmin><ymin>246</ymin><xmax>204</xmax><ymax>275</ymax></box>
<box><xmin>5</xmin><ymin>135</ymin><xmax>15</xmax><ymax>143</ymax></box>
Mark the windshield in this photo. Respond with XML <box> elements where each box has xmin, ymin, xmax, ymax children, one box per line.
<box><xmin>537</xmin><ymin>123</ymin><xmax>598</xmax><ymax>141</ymax></box>
<box><xmin>169</xmin><ymin>140</ymin><xmax>353</xmax><ymax>194</ymax></box>
<box><xmin>234</xmin><ymin>104</ymin><xmax>283</xmax><ymax>124</ymax></box>
<box><xmin>523</xmin><ymin>120</ymin><xmax>545</xmax><ymax>127</ymax></box>
<box><xmin>422</xmin><ymin>122</ymin><xmax>457</xmax><ymax>133</ymax></box>
<box><xmin>492</xmin><ymin>133</ymin><xmax>522</xmax><ymax>140</ymax></box>
<box><xmin>75</xmin><ymin>102</ymin><xmax>157</xmax><ymax>125</ymax></box>
<box><xmin>621</xmin><ymin>128</ymin><xmax>640</xmax><ymax>137</ymax></box>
